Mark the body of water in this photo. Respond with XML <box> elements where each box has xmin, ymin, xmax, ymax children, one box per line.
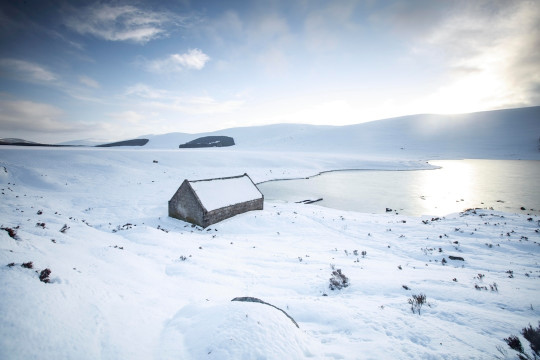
<box><xmin>258</xmin><ymin>160</ymin><xmax>540</xmax><ymax>216</ymax></box>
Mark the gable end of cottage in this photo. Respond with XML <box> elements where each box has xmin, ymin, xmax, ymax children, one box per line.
<box><xmin>168</xmin><ymin>180</ymin><xmax>207</xmax><ymax>226</ymax></box>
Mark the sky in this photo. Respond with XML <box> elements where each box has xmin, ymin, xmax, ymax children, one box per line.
<box><xmin>0</xmin><ymin>0</ymin><xmax>539</xmax><ymax>143</ymax></box>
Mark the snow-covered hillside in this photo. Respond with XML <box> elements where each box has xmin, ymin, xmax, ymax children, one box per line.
<box><xmin>0</xmin><ymin>148</ymin><xmax>539</xmax><ymax>359</ymax></box>
<box><xmin>1</xmin><ymin>106</ymin><xmax>539</xmax><ymax>359</ymax></box>
<box><xmin>142</xmin><ymin>106</ymin><xmax>540</xmax><ymax>159</ymax></box>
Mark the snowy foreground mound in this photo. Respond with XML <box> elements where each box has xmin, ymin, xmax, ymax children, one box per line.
<box><xmin>160</xmin><ymin>300</ymin><xmax>312</xmax><ymax>359</ymax></box>
<box><xmin>1</xmin><ymin>148</ymin><xmax>539</xmax><ymax>359</ymax></box>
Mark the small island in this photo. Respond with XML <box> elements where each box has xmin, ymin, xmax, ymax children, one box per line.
<box><xmin>179</xmin><ymin>136</ymin><xmax>235</xmax><ymax>148</ymax></box>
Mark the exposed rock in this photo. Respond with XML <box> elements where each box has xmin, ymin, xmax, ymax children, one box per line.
<box><xmin>179</xmin><ymin>136</ymin><xmax>235</xmax><ymax>148</ymax></box>
<box><xmin>231</xmin><ymin>296</ymin><xmax>299</xmax><ymax>328</ymax></box>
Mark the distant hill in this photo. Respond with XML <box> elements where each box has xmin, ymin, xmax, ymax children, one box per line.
<box><xmin>57</xmin><ymin>139</ymin><xmax>108</xmax><ymax>146</ymax></box>
<box><xmin>0</xmin><ymin>138</ymin><xmax>73</xmax><ymax>147</ymax></box>
<box><xmin>96</xmin><ymin>139</ymin><xmax>149</xmax><ymax>147</ymax></box>
<box><xmin>0</xmin><ymin>138</ymin><xmax>37</xmax><ymax>145</ymax></box>
<box><xmin>142</xmin><ymin>106</ymin><xmax>540</xmax><ymax>159</ymax></box>
<box><xmin>3</xmin><ymin>106</ymin><xmax>539</xmax><ymax>159</ymax></box>
<box><xmin>179</xmin><ymin>136</ymin><xmax>235</xmax><ymax>148</ymax></box>
<box><xmin>0</xmin><ymin>138</ymin><xmax>149</xmax><ymax>148</ymax></box>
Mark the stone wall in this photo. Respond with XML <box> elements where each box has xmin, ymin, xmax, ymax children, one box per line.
<box><xmin>204</xmin><ymin>197</ymin><xmax>263</xmax><ymax>227</ymax></box>
<box><xmin>168</xmin><ymin>181</ymin><xmax>205</xmax><ymax>226</ymax></box>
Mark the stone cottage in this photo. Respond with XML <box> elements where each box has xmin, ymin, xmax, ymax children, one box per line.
<box><xmin>168</xmin><ymin>173</ymin><xmax>264</xmax><ymax>227</ymax></box>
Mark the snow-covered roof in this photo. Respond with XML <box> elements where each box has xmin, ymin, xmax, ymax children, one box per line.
<box><xmin>189</xmin><ymin>174</ymin><xmax>263</xmax><ymax>212</ymax></box>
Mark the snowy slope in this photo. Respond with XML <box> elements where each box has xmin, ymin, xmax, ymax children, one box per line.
<box><xmin>1</xmin><ymin>144</ymin><xmax>539</xmax><ymax>359</ymax></box>
<box><xmin>144</xmin><ymin>106</ymin><xmax>540</xmax><ymax>159</ymax></box>
<box><xmin>0</xmin><ymin>106</ymin><xmax>539</xmax><ymax>359</ymax></box>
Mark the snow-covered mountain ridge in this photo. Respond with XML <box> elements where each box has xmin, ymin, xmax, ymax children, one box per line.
<box><xmin>142</xmin><ymin>106</ymin><xmax>540</xmax><ymax>159</ymax></box>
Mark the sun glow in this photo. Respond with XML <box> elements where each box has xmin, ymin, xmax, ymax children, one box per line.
<box><xmin>416</xmin><ymin>161</ymin><xmax>476</xmax><ymax>215</ymax></box>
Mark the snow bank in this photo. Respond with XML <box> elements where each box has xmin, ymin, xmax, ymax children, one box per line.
<box><xmin>159</xmin><ymin>301</ymin><xmax>315</xmax><ymax>359</ymax></box>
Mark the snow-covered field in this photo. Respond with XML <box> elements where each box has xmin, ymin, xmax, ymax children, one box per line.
<box><xmin>1</xmin><ymin>108</ymin><xmax>539</xmax><ymax>359</ymax></box>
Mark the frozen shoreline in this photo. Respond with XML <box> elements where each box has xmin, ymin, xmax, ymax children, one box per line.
<box><xmin>255</xmin><ymin>164</ymin><xmax>441</xmax><ymax>185</ymax></box>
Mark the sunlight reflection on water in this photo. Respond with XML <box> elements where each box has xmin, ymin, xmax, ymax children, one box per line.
<box><xmin>258</xmin><ymin>160</ymin><xmax>540</xmax><ymax>216</ymax></box>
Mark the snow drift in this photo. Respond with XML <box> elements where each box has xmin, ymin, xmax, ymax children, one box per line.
<box><xmin>159</xmin><ymin>300</ymin><xmax>314</xmax><ymax>360</ymax></box>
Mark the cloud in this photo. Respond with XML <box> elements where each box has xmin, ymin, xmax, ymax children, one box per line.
<box><xmin>0</xmin><ymin>59</ymin><xmax>104</xmax><ymax>102</ymax></box>
<box><xmin>198</xmin><ymin>10</ymin><xmax>243</xmax><ymax>46</ymax></box>
<box><xmin>79</xmin><ymin>75</ymin><xmax>100</xmax><ymax>88</ymax></box>
<box><xmin>169</xmin><ymin>49</ymin><xmax>210</xmax><ymax>70</ymax></box>
<box><xmin>303</xmin><ymin>1</ymin><xmax>361</xmax><ymax>52</ymax></box>
<box><xmin>144</xmin><ymin>49</ymin><xmax>210</xmax><ymax>73</ymax></box>
<box><xmin>370</xmin><ymin>0</ymin><xmax>458</xmax><ymax>36</ymax></box>
<box><xmin>63</xmin><ymin>3</ymin><xmax>187</xmax><ymax>43</ymax></box>
<box><xmin>256</xmin><ymin>47</ymin><xmax>289</xmax><ymax>76</ymax></box>
<box><xmin>49</xmin><ymin>29</ymin><xmax>85</xmax><ymax>51</ymax></box>
<box><xmin>145</xmin><ymin>95</ymin><xmax>242</xmax><ymax>115</ymax></box>
<box><xmin>0</xmin><ymin>58</ymin><xmax>57</xmax><ymax>82</ymax></box>
<box><xmin>168</xmin><ymin>96</ymin><xmax>243</xmax><ymax>114</ymax></box>
<box><xmin>124</xmin><ymin>82</ymin><xmax>243</xmax><ymax>115</ymax></box>
<box><xmin>125</xmin><ymin>83</ymin><xmax>167</xmax><ymax>99</ymax></box>
<box><xmin>436</xmin><ymin>2</ymin><xmax>539</xmax><ymax>110</ymax></box>
<box><xmin>0</xmin><ymin>97</ymin><xmax>120</xmax><ymax>143</ymax></box>
<box><xmin>251</xmin><ymin>13</ymin><xmax>290</xmax><ymax>42</ymax></box>
<box><xmin>108</xmin><ymin>110</ymin><xmax>147</xmax><ymax>124</ymax></box>
<box><xmin>378</xmin><ymin>0</ymin><xmax>540</xmax><ymax>113</ymax></box>
<box><xmin>0</xmin><ymin>98</ymin><xmax>69</xmax><ymax>132</ymax></box>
